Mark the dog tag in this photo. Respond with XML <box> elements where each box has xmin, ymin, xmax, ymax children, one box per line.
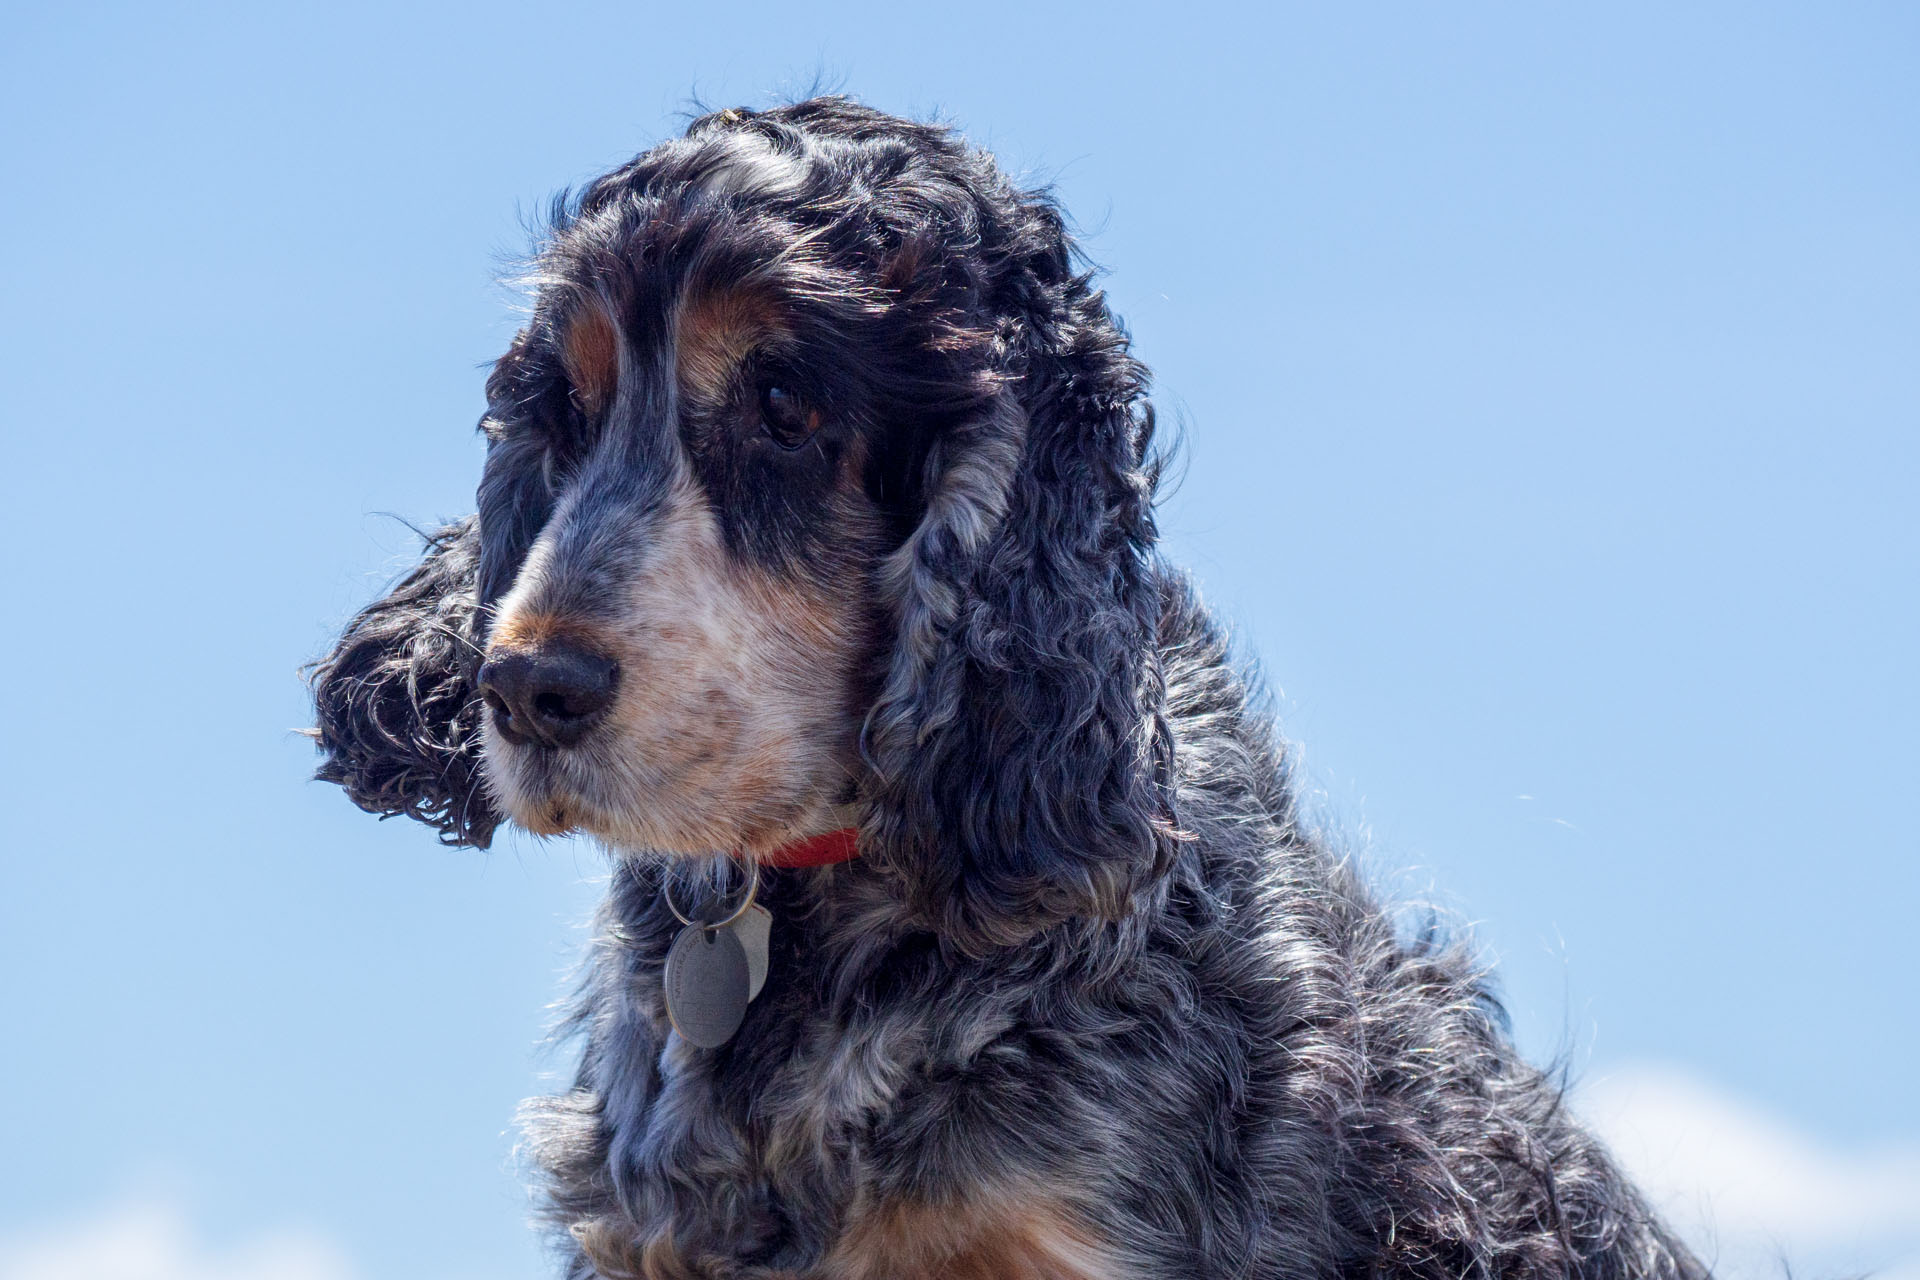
<box><xmin>663</xmin><ymin>925</ymin><xmax>749</xmax><ymax>1049</ymax></box>
<box><xmin>730</xmin><ymin>904</ymin><xmax>772</xmax><ymax>1002</ymax></box>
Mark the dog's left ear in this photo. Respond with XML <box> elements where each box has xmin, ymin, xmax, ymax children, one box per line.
<box><xmin>863</xmin><ymin>196</ymin><xmax>1177</xmax><ymax>954</ymax></box>
<box><xmin>307</xmin><ymin>517</ymin><xmax>500</xmax><ymax>847</ymax></box>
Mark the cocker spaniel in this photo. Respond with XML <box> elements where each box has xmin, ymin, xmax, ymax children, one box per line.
<box><xmin>310</xmin><ymin>98</ymin><xmax>1705</xmax><ymax>1280</ymax></box>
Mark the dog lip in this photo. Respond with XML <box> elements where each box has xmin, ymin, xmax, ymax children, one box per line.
<box><xmin>483</xmin><ymin>729</ymin><xmax>585</xmax><ymax>835</ymax></box>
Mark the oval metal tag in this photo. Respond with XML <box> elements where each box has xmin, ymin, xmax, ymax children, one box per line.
<box><xmin>731</xmin><ymin>904</ymin><xmax>773</xmax><ymax>1002</ymax></box>
<box><xmin>663</xmin><ymin>925</ymin><xmax>749</xmax><ymax>1049</ymax></box>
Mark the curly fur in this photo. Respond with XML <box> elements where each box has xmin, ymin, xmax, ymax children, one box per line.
<box><xmin>309</xmin><ymin>517</ymin><xmax>499</xmax><ymax>846</ymax></box>
<box><xmin>309</xmin><ymin>98</ymin><xmax>1707</xmax><ymax>1280</ymax></box>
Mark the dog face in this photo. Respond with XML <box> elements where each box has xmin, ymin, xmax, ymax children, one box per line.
<box><xmin>313</xmin><ymin>99</ymin><xmax>1175</xmax><ymax>948</ymax></box>
<box><xmin>469</xmin><ymin>125</ymin><xmax>1002</xmax><ymax>858</ymax></box>
<box><xmin>477</xmin><ymin>259</ymin><xmax>910</xmax><ymax>856</ymax></box>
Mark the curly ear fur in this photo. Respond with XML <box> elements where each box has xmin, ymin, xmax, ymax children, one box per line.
<box><xmin>307</xmin><ymin>517</ymin><xmax>500</xmax><ymax>847</ymax></box>
<box><xmin>864</xmin><ymin>193</ymin><xmax>1177</xmax><ymax>954</ymax></box>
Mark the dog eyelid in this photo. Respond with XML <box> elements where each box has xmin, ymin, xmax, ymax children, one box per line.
<box><xmin>756</xmin><ymin>381</ymin><xmax>821</xmax><ymax>450</ymax></box>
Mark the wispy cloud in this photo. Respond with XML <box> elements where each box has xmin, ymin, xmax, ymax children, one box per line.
<box><xmin>0</xmin><ymin>1203</ymin><xmax>355</xmax><ymax>1280</ymax></box>
<box><xmin>1577</xmin><ymin>1062</ymin><xmax>1920</xmax><ymax>1280</ymax></box>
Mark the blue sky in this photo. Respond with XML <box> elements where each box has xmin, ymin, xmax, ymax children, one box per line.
<box><xmin>2</xmin><ymin>4</ymin><xmax>1914</xmax><ymax>1278</ymax></box>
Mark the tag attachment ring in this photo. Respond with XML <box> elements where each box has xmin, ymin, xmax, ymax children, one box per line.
<box><xmin>663</xmin><ymin>857</ymin><xmax>760</xmax><ymax>930</ymax></box>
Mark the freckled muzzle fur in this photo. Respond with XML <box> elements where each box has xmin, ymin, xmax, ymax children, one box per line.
<box><xmin>307</xmin><ymin>98</ymin><xmax>1708</xmax><ymax>1279</ymax></box>
<box><xmin>485</xmin><ymin>469</ymin><xmax>873</xmax><ymax>854</ymax></box>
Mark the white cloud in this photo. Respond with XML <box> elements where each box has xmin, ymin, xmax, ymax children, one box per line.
<box><xmin>0</xmin><ymin>1203</ymin><xmax>355</xmax><ymax>1280</ymax></box>
<box><xmin>1576</xmin><ymin>1062</ymin><xmax>1920</xmax><ymax>1280</ymax></box>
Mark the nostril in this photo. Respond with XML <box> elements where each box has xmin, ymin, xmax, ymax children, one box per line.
<box><xmin>534</xmin><ymin>691</ymin><xmax>575</xmax><ymax>721</ymax></box>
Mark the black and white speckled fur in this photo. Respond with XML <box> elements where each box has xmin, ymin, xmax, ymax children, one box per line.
<box><xmin>309</xmin><ymin>99</ymin><xmax>1707</xmax><ymax>1279</ymax></box>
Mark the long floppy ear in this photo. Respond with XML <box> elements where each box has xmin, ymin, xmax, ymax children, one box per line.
<box><xmin>864</xmin><ymin>200</ymin><xmax>1177</xmax><ymax>954</ymax></box>
<box><xmin>307</xmin><ymin>517</ymin><xmax>500</xmax><ymax>847</ymax></box>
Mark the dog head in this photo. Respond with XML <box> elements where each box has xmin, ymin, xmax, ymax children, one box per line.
<box><xmin>310</xmin><ymin>99</ymin><xmax>1175</xmax><ymax>950</ymax></box>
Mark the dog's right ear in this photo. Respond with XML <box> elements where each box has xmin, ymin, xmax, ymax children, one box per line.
<box><xmin>307</xmin><ymin>516</ymin><xmax>500</xmax><ymax>847</ymax></box>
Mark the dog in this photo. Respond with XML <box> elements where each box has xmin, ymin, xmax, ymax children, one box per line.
<box><xmin>309</xmin><ymin>97</ymin><xmax>1706</xmax><ymax>1280</ymax></box>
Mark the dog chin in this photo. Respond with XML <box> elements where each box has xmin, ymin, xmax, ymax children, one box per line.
<box><xmin>518</xmin><ymin>788</ymin><xmax>845</xmax><ymax>861</ymax></box>
<box><xmin>485</xmin><ymin>774</ymin><xmax>578</xmax><ymax>839</ymax></box>
<box><xmin>483</xmin><ymin>729</ymin><xmax>850</xmax><ymax>855</ymax></box>
<box><xmin>489</xmin><ymin>779</ymin><xmax>656</xmax><ymax>847</ymax></box>
<box><xmin>489</xmin><ymin>773</ymin><xmax>773</xmax><ymax>855</ymax></box>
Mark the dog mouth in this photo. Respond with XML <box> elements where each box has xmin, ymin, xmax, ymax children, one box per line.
<box><xmin>484</xmin><ymin>732</ymin><xmax>840</xmax><ymax>854</ymax></box>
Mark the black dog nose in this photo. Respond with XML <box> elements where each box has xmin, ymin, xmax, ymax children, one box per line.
<box><xmin>477</xmin><ymin>644</ymin><xmax>619</xmax><ymax>748</ymax></box>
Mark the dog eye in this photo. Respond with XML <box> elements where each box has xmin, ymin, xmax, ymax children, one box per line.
<box><xmin>756</xmin><ymin>383</ymin><xmax>820</xmax><ymax>450</ymax></box>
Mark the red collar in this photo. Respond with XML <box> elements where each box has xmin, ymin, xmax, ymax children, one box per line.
<box><xmin>761</xmin><ymin>827</ymin><xmax>860</xmax><ymax>869</ymax></box>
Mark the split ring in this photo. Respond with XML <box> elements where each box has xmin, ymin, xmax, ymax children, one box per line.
<box><xmin>663</xmin><ymin>856</ymin><xmax>760</xmax><ymax>930</ymax></box>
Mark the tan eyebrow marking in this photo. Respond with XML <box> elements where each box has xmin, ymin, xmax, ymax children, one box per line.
<box><xmin>676</xmin><ymin>285</ymin><xmax>784</xmax><ymax>406</ymax></box>
<box><xmin>559</xmin><ymin>298</ymin><xmax>620</xmax><ymax>420</ymax></box>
